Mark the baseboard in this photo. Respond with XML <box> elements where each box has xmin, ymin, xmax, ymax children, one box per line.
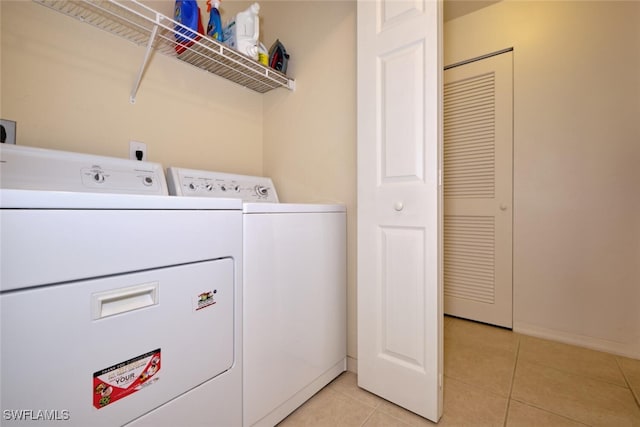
<box><xmin>514</xmin><ymin>321</ymin><xmax>640</xmax><ymax>359</ymax></box>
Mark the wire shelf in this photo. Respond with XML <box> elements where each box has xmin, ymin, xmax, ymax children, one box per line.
<box><xmin>34</xmin><ymin>0</ymin><xmax>295</xmax><ymax>100</ymax></box>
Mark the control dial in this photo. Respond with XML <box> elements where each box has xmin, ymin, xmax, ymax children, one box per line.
<box><xmin>255</xmin><ymin>185</ymin><xmax>269</xmax><ymax>198</ymax></box>
<box><xmin>93</xmin><ymin>172</ymin><xmax>105</xmax><ymax>183</ymax></box>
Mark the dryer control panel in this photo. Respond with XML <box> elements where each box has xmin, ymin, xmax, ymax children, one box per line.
<box><xmin>0</xmin><ymin>144</ymin><xmax>167</xmax><ymax>195</ymax></box>
<box><xmin>167</xmin><ymin>167</ymin><xmax>279</xmax><ymax>203</ymax></box>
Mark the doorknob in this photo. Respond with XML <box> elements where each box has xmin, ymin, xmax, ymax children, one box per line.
<box><xmin>500</xmin><ymin>203</ymin><xmax>508</xmax><ymax>211</ymax></box>
<box><xmin>394</xmin><ymin>202</ymin><xmax>404</xmax><ymax>211</ymax></box>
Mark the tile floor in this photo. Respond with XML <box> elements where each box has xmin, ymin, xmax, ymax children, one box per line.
<box><xmin>278</xmin><ymin>316</ymin><xmax>640</xmax><ymax>426</ymax></box>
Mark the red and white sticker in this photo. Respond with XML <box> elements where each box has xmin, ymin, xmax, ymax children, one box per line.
<box><xmin>93</xmin><ymin>349</ymin><xmax>161</xmax><ymax>409</ymax></box>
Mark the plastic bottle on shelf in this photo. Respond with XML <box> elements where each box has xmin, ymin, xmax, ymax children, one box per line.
<box><xmin>174</xmin><ymin>0</ymin><xmax>204</xmax><ymax>54</ymax></box>
<box><xmin>223</xmin><ymin>3</ymin><xmax>260</xmax><ymax>60</ymax></box>
<box><xmin>257</xmin><ymin>42</ymin><xmax>268</xmax><ymax>66</ymax></box>
<box><xmin>206</xmin><ymin>0</ymin><xmax>223</xmax><ymax>41</ymax></box>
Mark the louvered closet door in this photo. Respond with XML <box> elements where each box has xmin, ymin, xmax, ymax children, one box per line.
<box><xmin>443</xmin><ymin>51</ymin><xmax>513</xmax><ymax>328</ymax></box>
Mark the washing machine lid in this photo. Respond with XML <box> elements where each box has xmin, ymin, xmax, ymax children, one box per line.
<box><xmin>243</xmin><ymin>203</ymin><xmax>346</xmax><ymax>214</ymax></box>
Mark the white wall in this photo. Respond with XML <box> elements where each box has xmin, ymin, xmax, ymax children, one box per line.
<box><xmin>445</xmin><ymin>0</ymin><xmax>640</xmax><ymax>358</ymax></box>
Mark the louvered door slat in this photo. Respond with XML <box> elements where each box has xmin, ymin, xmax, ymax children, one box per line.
<box><xmin>444</xmin><ymin>72</ymin><xmax>495</xmax><ymax>199</ymax></box>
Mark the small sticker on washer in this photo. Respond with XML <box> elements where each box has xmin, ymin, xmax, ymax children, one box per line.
<box><xmin>93</xmin><ymin>349</ymin><xmax>161</xmax><ymax>409</ymax></box>
<box><xmin>194</xmin><ymin>290</ymin><xmax>217</xmax><ymax>311</ymax></box>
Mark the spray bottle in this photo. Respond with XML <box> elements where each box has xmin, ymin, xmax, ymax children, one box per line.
<box><xmin>206</xmin><ymin>0</ymin><xmax>223</xmax><ymax>41</ymax></box>
<box><xmin>174</xmin><ymin>0</ymin><xmax>204</xmax><ymax>54</ymax></box>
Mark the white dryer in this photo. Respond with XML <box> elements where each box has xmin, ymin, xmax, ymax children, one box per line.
<box><xmin>0</xmin><ymin>145</ymin><xmax>242</xmax><ymax>426</ymax></box>
<box><xmin>167</xmin><ymin>167</ymin><xmax>347</xmax><ymax>427</ymax></box>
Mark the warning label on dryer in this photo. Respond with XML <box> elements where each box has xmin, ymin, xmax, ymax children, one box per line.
<box><xmin>93</xmin><ymin>349</ymin><xmax>161</xmax><ymax>409</ymax></box>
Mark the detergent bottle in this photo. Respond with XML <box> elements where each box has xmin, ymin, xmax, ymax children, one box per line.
<box><xmin>174</xmin><ymin>0</ymin><xmax>204</xmax><ymax>54</ymax></box>
<box><xmin>206</xmin><ymin>0</ymin><xmax>223</xmax><ymax>41</ymax></box>
<box><xmin>223</xmin><ymin>3</ymin><xmax>260</xmax><ymax>60</ymax></box>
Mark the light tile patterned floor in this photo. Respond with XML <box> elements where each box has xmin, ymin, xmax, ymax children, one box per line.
<box><xmin>278</xmin><ymin>316</ymin><xmax>640</xmax><ymax>426</ymax></box>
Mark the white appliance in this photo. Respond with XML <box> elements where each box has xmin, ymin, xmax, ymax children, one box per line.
<box><xmin>166</xmin><ymin>168</ymin><xmax>347</xmax><ymax>427</ymax></box>
<box><xmin>0</xmin><ymin>144</ymin><xmax>242</xmax><ymax>426</ymax></box>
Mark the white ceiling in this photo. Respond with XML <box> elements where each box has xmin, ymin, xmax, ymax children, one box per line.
<box><xmin>443</xmin><ymin>0</ymin><xmax>502</xmax><ymax>22</ymax></box>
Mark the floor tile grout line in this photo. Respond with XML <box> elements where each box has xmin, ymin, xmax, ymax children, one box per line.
<box><xmin>503</xmin><ymin>334</ymin><xmax>521</xmax><ymax>427</ymax></box>
<box><xmin>321</xmin><ymin>384</ymin><xmax>382</xmax><ymax>427</ymax></box>
<box><xmin>519</xmin><ymin>357</ymin><xmax>637</xmax><ymax>392</ymax></box>
<box><xmin>332</xmin><ymin>386</ymin><xmax>383</xmax><ymax>411</ymax></box>
<box><xmin>508</xmin><ymin>398</ymin><xmax>595</xmax><ymax>427</ymax></box>
<box><xmin>358</xmin><ymin>405</ymin><xmax>380</xmax><ymax>427</ymax></box>
<box><xmin>442</xmin><ymin>373</ymin><xmax>510</xmax><ymax>400</ymax></box>
<box><xmin>504</xmin><ymin>334</ymin><xmax>602</xmax><ymax>426</ymax></box>
<box><xmin>614</xmin><ymin>356</ymin><xmax>640</xmax><ymax>409</ymax></box>
<box><xmin>328</xmin><ymin>372</ymin><xmax>384</xmax><ymax>410</ymax></box>
<box><xmin>507</xmin><ymin>358</ymin><xmax>638</xmax><ymax>425</ymax></box>
<box><xmin>508</xmin><ymin>359</ymin><xmax>639</xmax><ymax>424</ymax></box>
<box><xmin>517</xmin><ymin>336</ymin><xmax>631</xmax><ymax>388</ymax></box>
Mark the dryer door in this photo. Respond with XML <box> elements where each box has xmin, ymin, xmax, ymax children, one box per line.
<box><xmin>0</xmin><ymin>259</ymin><xmax>234</xmax><ymax>426</ymax></box>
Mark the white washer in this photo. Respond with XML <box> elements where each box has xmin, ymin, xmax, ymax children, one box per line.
<box><xmin>0</xmin><ymin>145</ymin><xmax>242</xmax><ymax>426</ymax></box>
<box><xmin>167</xmin><ymin>167</ymin><xmax>347</xmax><ymax>427</ymax></box>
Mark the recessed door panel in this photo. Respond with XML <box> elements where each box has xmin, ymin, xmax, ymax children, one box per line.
<box><xmin>380</xmin><ymin>226</ymin><xmax>426</xmax><ymax>369</ymax></box>
<box><xmin>380</xmin><ymin>41</ymin><xmax>425</xmax><ymax>183</ymax></box>
<box><xmin>378</xmin><ymin>0</ymin><xmax>424</xmax><ymax>32</ymax></box>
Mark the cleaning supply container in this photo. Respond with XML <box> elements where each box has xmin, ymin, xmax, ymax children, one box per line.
<box><xmin>223</xmin><ymin>2</ymin><xmax>260</xmax><ymax>60</ymax></box>
<box><xmin>206</xmin><ymin>0</ymin><xmax>223</xmax><ymax>41</ymax></box>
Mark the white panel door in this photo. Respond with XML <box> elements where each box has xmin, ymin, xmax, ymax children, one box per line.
<box><xmin>443</xmin><ymin>52</ymin><xmax>513</xmax><ymax>328</ymax></box>
<box><xmin>357</xmin><ymin>0</ymin><xmax>442</xmax><ymax>422</ymax></box>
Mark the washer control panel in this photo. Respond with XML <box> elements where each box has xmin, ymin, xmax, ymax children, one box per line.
<box><xmin>166</xmin><ymin>167</ymin><xmax>279</xmax><ymax>203</ymax></box>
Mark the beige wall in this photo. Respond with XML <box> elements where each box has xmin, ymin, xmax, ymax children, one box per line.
<box><xmin>445</xmin><ymin>0</ymin><xmax>640</xmax><ymax>358</ymax></box>
<box><xmin>1</xmin><ymin>0</ymin><xmax>263</xmax><ymax>174</ymax></box>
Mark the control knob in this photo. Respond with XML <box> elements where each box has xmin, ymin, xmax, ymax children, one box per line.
<box><xmin>255</xmin><ymin>185</ymin><xmax>269</xmax><ymax>198</ymax></box>
<box><xmin>93</xmin><ymin>172</ymin><xmax>105</xmax><ymax>183</ymax></box>
<box><xmin>143</xmin><ymin>176</ymin><xmax>153</xmax><ymax>186</ymax></box>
